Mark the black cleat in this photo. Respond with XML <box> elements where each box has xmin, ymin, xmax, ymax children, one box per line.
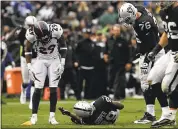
<box><xmin>151</xmin><ymin>118</ymin><xmax>176</xmax><ymax>128</ymax></box>
<box><xmin>134</xmin><ymin>112</ymin><xmax>156</xmax><ymax>124</ymax></box>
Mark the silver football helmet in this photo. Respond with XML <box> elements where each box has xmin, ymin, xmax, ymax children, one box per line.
<box><xmin>24</xmin><ymin>16</ymin><xmax>37</xmax><ymax>29</ymax></box>
<box><xmin>118</xmin><ymin>3</ymin><xmax>137</xmax><ymax>26</ymax></box>
<box><xmin>73</xmin><ymin>101</ymin><xmax>95</xmax><ymax>118</ymax></box>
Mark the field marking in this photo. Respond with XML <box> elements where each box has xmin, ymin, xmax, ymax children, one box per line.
<box><xmin>3</xmin><ymin>101</ymin><xmax>76</xmax><ymax>105</ymax></box>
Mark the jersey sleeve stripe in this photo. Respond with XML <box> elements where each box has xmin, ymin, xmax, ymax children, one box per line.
<box><xmin>60</xmin><ymin>47</ymin><xmax>67</xmax><ymax>50</ymax></box>
<box><xmin>25</xmin><ymin>52</ymin><xmax>32</xmax><ymax>55</ymax></box>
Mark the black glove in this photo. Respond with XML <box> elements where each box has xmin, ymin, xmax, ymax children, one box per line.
<box><xmin>58</xmin><ymin>107</ymin><xmax>71</xmax><ymax>116</ymax></box>
<box><xmin>147</xmin><ymin>44</ymin><xmax>163</xmax><ymax>61</ymax></box>
<box><xmin>147</xmin><ymin>51</ymin><xmax>155</xmax><ymax>61</ymax></box>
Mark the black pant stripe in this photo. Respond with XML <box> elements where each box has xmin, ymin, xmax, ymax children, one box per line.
<box><xmin>168</xmin><ymin>69</ymin><xmax>178</xmax><ymax>93</ymax></box>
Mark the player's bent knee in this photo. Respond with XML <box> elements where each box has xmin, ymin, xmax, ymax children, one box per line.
<box><xmin>34</xmin><ymin>81</ymin><xmax>44</xmax><ymax>89</ymax></box>
<box><xmin>161</xmin><ymin>82</ymin><xmax>169</xmax><ymax>93</ymax></box>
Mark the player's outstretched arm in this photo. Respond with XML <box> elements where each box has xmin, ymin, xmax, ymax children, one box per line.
<box><xmin>112</xmin><ymin>101</ymin><xmax>124</xmax><ymax>110</ymax></box>
<box><xmin>58</xmin><ymin>107</ymin><xmax>82</xmax><ymax>124</ymax></box>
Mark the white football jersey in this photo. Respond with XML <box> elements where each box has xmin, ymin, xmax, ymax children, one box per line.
<box><xmin>25</xmin><ymin>23</ymin><xmax>63</xmax><ymax>59</ymax></box>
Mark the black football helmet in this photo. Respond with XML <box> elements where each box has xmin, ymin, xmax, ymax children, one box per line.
<box><xmin>33</xmin><ymin>21</ymin><xmax>51</xmax><ymax>44</ymax></box>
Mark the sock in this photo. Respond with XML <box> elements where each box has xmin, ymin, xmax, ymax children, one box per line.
<box><xmin>170</xmin><ymin>109</ymin><xmax>177</xmax><ymax>120</ymax></box>
<box><xmin>50</xmin><ymin>112</ymin><xmax>55</xmax><ymax>117</ymax></box>
<box><xmin>50</xmin><ymin>88</ymin><xmax>57</xmax><ymax>113</ymax></box>
<box><xmin>32</xmin><ymin>88</ymin><xmax>41</xmax><ymax>114</ymax></box>
<box><xmin>147</xmin><ymin>105</ymin><xmax>155</xmax><ymax>116</ymax></box>
<box><xmin>161</xmin><ymin>106</ymin><xmax>170</xmax><ymax>117</ymax></box>
<box><xmin>152</xmin><ymin>83</ymin><xmax>168</xmax><ymax>107</ymax></box>
<box><xmin>32</xmin><ymin>114</ymin><xmax>37</xmax><ymax>117</ymax></box>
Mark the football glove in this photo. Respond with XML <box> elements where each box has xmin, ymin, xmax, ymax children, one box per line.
<box><xmin>147</xmin><ymin>52</ymin><xmax>155</xmax><ymax>61</ymax></box>
<box><xmin>58</xmin><ymin>107</ymin><xmax>71</xmax><ymax>116</ymax></box>
<box><xmin>27</xmin><ymin>63</ymin><xmax>35</xmax><ymax>81</ymax></box>
<box><xmin>174</xmin><ymin>53</ymin><xmax>178</xmax><ymax>63</ymax></box>
<box><xmin>54</xmin><ymin>58</ymin><xmax>65</xmax><ymax>76</ymax></box>
<box><xmin>147</xmin><ymin>44</ymin><xmax>163</xmax><ymax>61</ymax></box>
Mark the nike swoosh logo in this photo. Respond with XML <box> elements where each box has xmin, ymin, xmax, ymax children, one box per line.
<box><xmin>146</xmin><ymin>32</ymin><xmax>150</xmax><ymax>35</ymax></box>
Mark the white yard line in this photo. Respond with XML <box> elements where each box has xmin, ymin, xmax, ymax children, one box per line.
<box><xmin>3</xmin><ymin>101</ymin><xmax>76</xmax><ymax>105</ymax></box>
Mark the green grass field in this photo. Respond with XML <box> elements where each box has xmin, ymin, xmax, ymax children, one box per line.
<box><xmin>2</xmin><ymin>97</ymin><xmax>178</xmax><ymax>128</ymax></box>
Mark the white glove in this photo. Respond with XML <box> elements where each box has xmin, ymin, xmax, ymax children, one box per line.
<box><xmin>174</xmin><ymin>53</ymin><xmax>178</xmax><ymax>63</ymax></box>
<box><xmin>27</xmin><ymin>63</ymin><xmax>35</xmax><ymax>81</ymax></box>
<box><xmin>54</xmin><ymin>58</ymin><xmax>65</xmax><ymax>76</ymax></box>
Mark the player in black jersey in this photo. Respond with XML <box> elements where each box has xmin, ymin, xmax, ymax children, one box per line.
<box><xmin>147</xmin><ymin>1</ymin><xmax>178</xmax><ymax>128</ymax></box>
<box><xmin>16</xmin><ymin>16</ymin><xmax>37</xmax><ymax>109</ymax></box>
<box><xmin>119</xmin><ymin>3</ymin><xmax>169</xmax><ymax>124</ymax></box>
<box><xmin>58</xmin><ymin>95</ymin><xmax>124</xmax><ymax>125</ymax></box>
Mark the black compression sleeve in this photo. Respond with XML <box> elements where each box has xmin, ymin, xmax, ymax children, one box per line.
<box><xmin>58</xmin><ymin>35</ymin><xmax>67</xmax><ymax>58</ymax></box>
<box><xmin>152</xmin><ymin>44</ymin><xmax>162</xmax><ymax>55</ymax></box>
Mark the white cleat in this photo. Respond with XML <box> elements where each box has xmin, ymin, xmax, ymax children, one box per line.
<box><xmin>30</xmin><ymin>115</ymin><xmax>37</xmax><ymax>125</ymax></box>
<box><xmin>49</xmin><ymin>116</ymin><xmax>59</xmax><ymax>125</ymax></box>
<box><xmin>20</xmin><ymin>87</ymin><xmax>26</xmax><ymax>104</ymax></box>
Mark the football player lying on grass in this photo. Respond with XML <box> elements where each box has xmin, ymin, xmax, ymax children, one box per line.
<box><xmin>58</xmin><ymin>95</ymin><xmax>124</xmax><ymax>125</ymax></box>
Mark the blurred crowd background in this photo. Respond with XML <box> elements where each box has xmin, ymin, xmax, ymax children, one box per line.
<box><xmin>1</xmin><ymin>1</ymin><xmax>164</xmax><ymax>100</ymax></box>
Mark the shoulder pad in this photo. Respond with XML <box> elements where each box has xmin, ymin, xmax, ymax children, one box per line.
<box><xmin>25</xmin><ymin>28</ymin><xmax>36</xmax><ymax>43</ymax></box>
<box><xmin>50</xmin><ymin>23</ymin><xmax>63</xmax><ymax>39</ymax></box>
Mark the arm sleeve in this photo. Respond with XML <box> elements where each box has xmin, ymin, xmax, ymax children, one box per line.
<box><xmin>58</xmin><ymin>35</ymin><xmax>67</xmax><ymax>58</ymax></box>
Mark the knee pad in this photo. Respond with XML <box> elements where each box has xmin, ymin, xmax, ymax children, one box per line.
<box><xmin>161</xmin><ymin>82</ymin><xmax>169</xmax><ymax>94</ymax></box>
<box><xmin>50</xmin><ymin>87</ymin><xmax>57</xmax><ymax>93</ymax></box>
<box><xmin>22</xmin><ymin>83</ymin><xmax>29</xmax><ymax>89</ymax></box>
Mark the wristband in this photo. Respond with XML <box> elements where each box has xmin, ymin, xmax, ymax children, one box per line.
<box><xmin>152</xmin><ymin>44</ymin><xmax>162</xmax><ymax>55</ymax></box>
<box><xmin>25</xmin><ymin>52</ymin><xmax>32</xmax><ymax>55</ymax></box>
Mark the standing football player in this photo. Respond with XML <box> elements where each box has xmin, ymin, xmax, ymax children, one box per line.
<box><xmin>147</xmin><ymin>1</ymin><xmax>178</xmax><ymax>128</ymax></box>
<box><xmin>58</xmin><ymin>95</ymin><xmax>124</xmax><ymax>125</ymax></box>
<box><xmin>18</xmin><ymin>16</ymin><xmax>37</xmax><ymax>110</ymax></box>
<box><xmin>23</xmin><ymin>21</ymin><xmax>67</xmax><ymax>125</ymax></box>
<box><xmin>119</xmin><ymin>3</ymin><xmax>169</xmax><ymax>124</ymax></box>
